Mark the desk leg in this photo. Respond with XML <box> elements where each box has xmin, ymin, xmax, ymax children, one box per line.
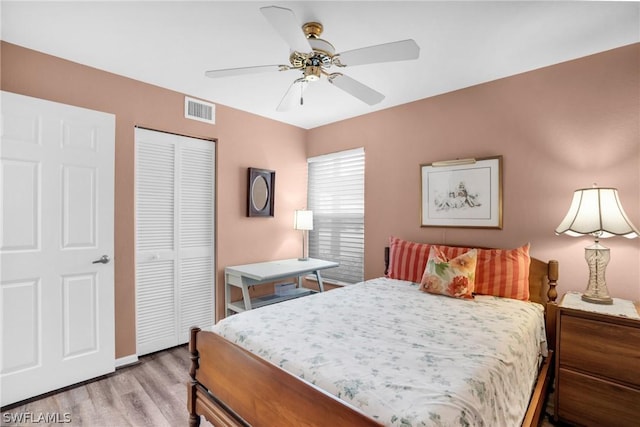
<box><xmin>315</xmin><ymin>270</ymin><xmax>325</xmax><ymax>292</ymax></box>
<box><xmin>225</xmin><ymin>274</ymin><xmax>231</xmax><ymax>317</ymax></box>
<box><xmin>241</xmin><ymin>285</ymin><xmax>253</xmax><ymax>310</ymax></box>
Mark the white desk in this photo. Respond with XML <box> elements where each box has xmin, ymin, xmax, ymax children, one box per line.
<box><xmin>224</xmin><ymin>258</ymin><xmax>339</xmax><ymax>315</ymax></box>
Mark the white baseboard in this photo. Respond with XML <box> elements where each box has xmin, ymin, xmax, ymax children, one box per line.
<box><xmin>115</xmin><ymin>354</ymin><xmax>139</xmax><ymax>369</ymax></box>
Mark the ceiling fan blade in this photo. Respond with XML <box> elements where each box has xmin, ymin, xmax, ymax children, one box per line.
<box><xmin>329</xmin><ymin>74</ymin><xmax>385</xmax><ymax>106</ymax></box>
<box><xmin>276</xmin><ymin>78</ymin><xmax>308</xmax><ymax>112</ymax></box>
<box><xmin>205</xmin><ymin>64</ymin><xmax>284</xmax><ymax>78</ymax></box>
<box><xmin>336</xmin><ymin>39</ymin><xmax>420</xmax><ymax>67</ymax></box>
<box><xmin>260</xmin><ymin>6</ymin><xmax>311</xmax><ymax>53</ymax></box>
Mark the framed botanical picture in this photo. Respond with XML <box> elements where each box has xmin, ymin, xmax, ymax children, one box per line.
<box><xmin>420</xmin><ymin>156</ymin><xmax>502</xmax><ymax>228</ymax></box>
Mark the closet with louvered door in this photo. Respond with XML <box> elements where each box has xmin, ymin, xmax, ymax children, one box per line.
<box><xmin>135</xmin><ymin>127</ymin><xmax>215</xmax><ymax>356</ymax></box>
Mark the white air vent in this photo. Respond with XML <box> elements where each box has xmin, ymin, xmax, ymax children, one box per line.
<box><xmin>184</xmin><ymin>96</ymin><xmax>215</xmax><ymax>124</ymax></box>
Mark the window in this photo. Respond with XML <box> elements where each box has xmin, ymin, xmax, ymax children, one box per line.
<box><xmin>307</xmin><ymin>148</ymin><xmax>364</xmax><ymax>284</ymax></box>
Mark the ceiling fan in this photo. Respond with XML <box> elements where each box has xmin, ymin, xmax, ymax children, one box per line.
<box><xmin>205</xmin><ymin>6</ymin><xmax>420</xmax><ymax>111</ymax></box>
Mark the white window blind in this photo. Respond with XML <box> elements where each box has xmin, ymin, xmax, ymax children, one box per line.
<box><xmin>307</xmin><ymin>148</ymin><xmax>364</xmax><ymax>284</ymax></box>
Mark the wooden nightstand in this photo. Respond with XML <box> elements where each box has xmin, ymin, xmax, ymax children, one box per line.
<box><xmin>554</xmin><ymin>293</ymin><xmax>640</xmax><ymax>426</ymax></box>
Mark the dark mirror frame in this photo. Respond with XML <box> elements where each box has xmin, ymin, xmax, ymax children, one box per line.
<box><xmin>247</xmin><ymin>167</ymin><xmax>275</xmax><ymax>217</ymax></box>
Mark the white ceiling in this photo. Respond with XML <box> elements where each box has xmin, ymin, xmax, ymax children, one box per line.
<box><xmin>2</xmin><ymin>1</ymin><xmax>639</xmax><ymax>129</ymax></box>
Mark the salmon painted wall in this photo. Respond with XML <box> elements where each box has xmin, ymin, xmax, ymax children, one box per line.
<box><xmin>1</xmin><ymin>42</ymin><xmax>308</xmax><ymax>359</ymax></box>
<box><xmin>307</xmin><ymin>43</ymin><xmax>640</xmax><ymax>301</ymax></box>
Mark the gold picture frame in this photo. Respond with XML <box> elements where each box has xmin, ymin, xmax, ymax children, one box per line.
<box><xmin>420</xmin><ymin>156</ymin><xmax>503</xmax><ymax>228</ymax></box>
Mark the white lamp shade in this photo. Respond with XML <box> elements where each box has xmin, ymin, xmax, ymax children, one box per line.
<box><xmin>555</xmin><ymin>187</ymin><xmax>639</xmax><ymax>238</ymax></box>
<box><xmin>294</xmin><ymin>210</ymin><xmax>313</xmax><ymax>231</ymax></box>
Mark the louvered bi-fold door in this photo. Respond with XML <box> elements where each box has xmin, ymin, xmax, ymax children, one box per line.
<box><xmin>135</xmin><ymin>128</ymin><xmax>215</xmax><ymax>356</ymax></box>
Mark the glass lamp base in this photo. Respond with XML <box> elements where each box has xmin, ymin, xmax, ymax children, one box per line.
<box><xmin>582</xmin><ymin>242</ymin><xmax>613</xmax><ymax>305</ymax></box>
<box><xmin>581</xmin><ymin>293</ymin><xmax>613</xmax><ymax>305</ymax></box>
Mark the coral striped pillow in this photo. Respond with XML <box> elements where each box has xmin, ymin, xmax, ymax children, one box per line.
<box><xmin>386</xmin><ymin>236</ymin><xmax>431</xmax><ymax>283</ymax></box>
<box><xmin>434</xmin><ymin>243</ymin><xmax>531</xmax><ymax>301</ymax></box>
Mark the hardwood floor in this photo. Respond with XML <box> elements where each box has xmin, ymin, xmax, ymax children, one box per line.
<box><xmin>1</xmin><ymin>345</ymin><xmax>211</xmax><ymax>427</ymax></box>
<box><xmin>2</xmin><ymin>344</ymin><xmax>559</xmax><ymax>426</ymax></box>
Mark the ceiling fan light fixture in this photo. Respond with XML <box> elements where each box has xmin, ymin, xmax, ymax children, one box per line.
<box><xmin>303</xmin><ymin>65</ymin><xmax>322</xmax><ymax>81</ymax></box>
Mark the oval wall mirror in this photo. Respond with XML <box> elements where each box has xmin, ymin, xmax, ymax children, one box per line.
<box><xmin>251</xmin><ymin>175</ymin><xmax>269</xmax><ymax>211</ymax></box>
<box><xmin>247</xmin><ymin>167</ymin><xmax>275</xmax><ymax>217</ymax></box>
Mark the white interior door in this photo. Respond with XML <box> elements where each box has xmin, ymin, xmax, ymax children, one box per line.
<box><xmin>135</xmin><ymin>128</ymin><xmax>214</xmax><ymax>356</ymax></box>
<box><xmin>0</xmin><ymin>91</ymin><xmax>115</xmax><ymax>406</ymax></box>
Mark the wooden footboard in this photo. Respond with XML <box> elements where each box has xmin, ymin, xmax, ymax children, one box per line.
<box><xmin>187</xmin><ymin>327</ymin><xmax>383</xmax><ymax>427</ymax></box>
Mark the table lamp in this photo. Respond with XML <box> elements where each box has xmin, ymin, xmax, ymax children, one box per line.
<box><xmin>294</xmin><ymin>210</ymin><xmax>313</xmax><ymax>261</ymax></box>
<box><xmin>555</xmin><ymin>186</ymin><xmax>639</xmax><ymax>304</ymax></box>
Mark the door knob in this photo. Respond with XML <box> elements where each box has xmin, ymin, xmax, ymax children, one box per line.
<box><xmin>92</xmin><ymin>255</ymin><xmax>110</xmax><ymax>264</ymax></box>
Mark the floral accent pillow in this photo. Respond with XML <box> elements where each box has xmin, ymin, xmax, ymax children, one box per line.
<box><xmin>419</xmin><ymin>247</ymin><xmax>477</xmax><ymax>299</ymax></box>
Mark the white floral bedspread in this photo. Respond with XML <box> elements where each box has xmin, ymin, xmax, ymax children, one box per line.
<box><xmin>213</xmin><ymin>278</ymin><xmax>548</xmax><ymax>427</ymax></box>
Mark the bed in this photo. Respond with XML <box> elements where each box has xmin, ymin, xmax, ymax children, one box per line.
<box><xmin>188</xmin><ymin>242</ymin><xmax>559</xmax><ymax>427</ymax></box>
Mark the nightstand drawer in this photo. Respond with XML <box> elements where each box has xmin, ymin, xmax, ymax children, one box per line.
<box><xmin>557</xmin><ymin>368</ymin><xmax>640</xmax><ymax>427</ymax></box>
<box><xmin>559</xmin><ymin>314</ymin><xmax>640</xmax><ymax>386</ymax></box>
